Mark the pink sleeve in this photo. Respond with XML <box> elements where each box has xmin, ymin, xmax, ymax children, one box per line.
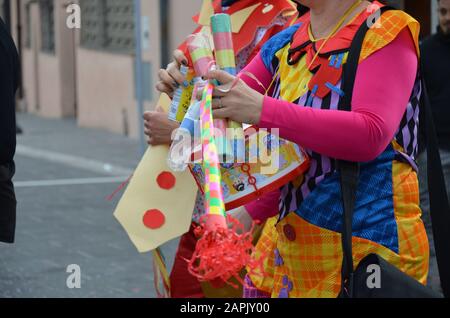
<box><xmin>244</xmin><ymin>189</ymin><xmax>281</xmax><ymax>222</ymax></box>
<box><xmin>236</xmin><ymin>55</ymin><xmax>281</xmax><ymax>221</ymax></box>
<box><xmin>258</xmin><ymin>28</ymin><xmax>418</xmax><ymax>162</ymax></box>
<box><xmin>240</xmin><ymin>53</ymin><xmax>273</xmax><ymax>95</ymax></box>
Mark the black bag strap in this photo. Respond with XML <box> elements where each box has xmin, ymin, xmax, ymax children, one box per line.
<box><xmin>337</xmin><ymin>6</ymin><xmax>450</xmax><ymax>298</ymax></box>
<box><xmin>337</xmin><ymin>160</ymin><xmax>360</xmax><ymax>297</ymax></box>
<box><xmin>337</xmin><ymin>6</ymin><xmax>394</xmax><ymax>296</ymax></box>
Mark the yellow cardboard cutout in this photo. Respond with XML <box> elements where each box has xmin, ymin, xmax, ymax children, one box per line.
<box><xmin>114</xmin><ymin>94</ymin><xmax>197</xmax><ymax>253</ymax></box>
<box><xmin>198</xmin><ymin>0</ymin><xmax>215</xmax><ymax>26</ymax></box>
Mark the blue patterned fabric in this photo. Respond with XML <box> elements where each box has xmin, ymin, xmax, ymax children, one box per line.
<box><xmin>295</xmin><ymin>144</ymin><xmax>400</xmax><ymax>253</ymax></box>
<box><xmin>260</xmin><ymin>24</ymin><xmax>301</xmax><ymax>72</ymax></box>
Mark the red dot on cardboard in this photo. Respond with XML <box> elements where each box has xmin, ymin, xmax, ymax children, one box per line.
<box><xmin>143</xmin><ymin>209</ymin><xmax>166</xmax><ymax>230</ymax></box>
<box><xmin>157</xmin><ymin>172</ymin><xmax>176</xmax><ymax>190</ymax></box>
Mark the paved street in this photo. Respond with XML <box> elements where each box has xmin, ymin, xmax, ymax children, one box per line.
<box><xmin>0</xmin><ymin>113</ymin><xmax>179</xmax><ymax>298</ymax></box>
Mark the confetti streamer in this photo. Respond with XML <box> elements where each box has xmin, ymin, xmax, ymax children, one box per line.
<box><xmin>152</xmin><ymin>248</ymin><xmax>171</xmax><ymax>298</ymax></box>
<box><xmin>188</xmin><ymin>83</ymin><xmax>264</xmax><ymax>287</ymax></box>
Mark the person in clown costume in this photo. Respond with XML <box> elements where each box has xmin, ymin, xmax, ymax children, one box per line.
<box><xmin>145</xmin><ymin>0</ymin><xmax>300</xmax><ymax>298</ymax></box>
<box><xmin>202</xmin><ymin>0</ymin><xmax>429</xmax><ymax>298</ymax></box>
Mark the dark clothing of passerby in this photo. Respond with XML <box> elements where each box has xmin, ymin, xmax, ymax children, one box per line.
<box><xmin>0</xmin><ymin>17</ymin><xmax>20</xmax><ymax>243</ymax></box>
<box><xmin>421</xmin><ymin>26</ymin><xmax>450</xmax><ymax>151</ymax></box>
<box><xmin>419</xmin><ymin>26</ymin><xmax>450</xmax><ymax>293</ymax></box>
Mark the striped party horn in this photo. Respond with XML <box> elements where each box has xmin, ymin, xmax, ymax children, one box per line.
<box><xmin>211</xmin><ymin>13</ymin><xmax>245</xmax><ymax>162</ymax></box>
<box><xmin>187</xmin><ymin>32</ymin><xmax>233</xmax><ymax>162</ymax></box>
<box><xmin>199</xmin><ymin>83</ymin><xmax>227</xmax><ymax>231</ymax></box>
<box><xmin>189</xmin><ymin>86</ymin><xmax>259</xmax><ymax>288</ymax></box>
<box><xmin>187</xmin><ymin>33</ymin><xmax>215</xmax><ymax>78</ymax></box>
<box><xmin>211</xmin><ymin>14</ymin><xmax>236</xmax><ymax>76</ymax></box>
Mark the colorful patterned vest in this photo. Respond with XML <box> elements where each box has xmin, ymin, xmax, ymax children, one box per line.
<box><xmin>248</xmin><ymin>4</ymin><xmax>428</xmax><ymax>298</ymax></box>
<box><xmin>261</xmin><ymin>6</ymin><xmax>421</xmax><ymax>222</ymax></box>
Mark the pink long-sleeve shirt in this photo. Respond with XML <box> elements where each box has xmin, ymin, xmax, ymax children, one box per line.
<box><xmin>243</xmin><ymin>28</ymin><xmax>418</xmax><ymax>222</ymax></box>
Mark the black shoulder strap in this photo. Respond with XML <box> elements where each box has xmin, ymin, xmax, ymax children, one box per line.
<box><xmin>338</xmin><ymin>6</ymin><xmax>450</xmax><ymax>298</ymax></box>
<box><xmin>338</xmin><ymin>5</ymin><xmax>394</xmax><ymax>296</ymax></box>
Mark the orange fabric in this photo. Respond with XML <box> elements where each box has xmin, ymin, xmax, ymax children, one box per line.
<box><xmin>246</xmin><ymin>217</ymin><xmax>278</xmax><ymax>290</ymax></box>
<box><xmin>249</xmin><ymin>161</ymin><xmax>429</xmax><ymax>298</ymax></box>
<box><xmin>360</xmin><ymin>10</ymin><xmax>421</xmax><ymax>61</ymax></box>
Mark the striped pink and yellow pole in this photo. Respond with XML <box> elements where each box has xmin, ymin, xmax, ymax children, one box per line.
<box><xmin>199</xmin><ymin>83</ymin><xmax>227</xmax><ymax>231</ymax></box>
<box><xmin>189</xmin><ymin>82</ymin><xmax>261</xmax><ymax>285</ymax></box>
<box><xmin>187</xmin><ymin>33</ymin><xmax>233</xmax><ymax>162</ymax></box>
<box><xmin>211</xmin><ymin>14</ymin><xmax>245</xmax><ymax>162</ymax></box>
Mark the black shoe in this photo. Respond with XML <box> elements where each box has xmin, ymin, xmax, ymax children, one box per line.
<box><xmin>16</xmin><ymin>126</ymin><xmax>23</xmax><ymax>135</ymax></box>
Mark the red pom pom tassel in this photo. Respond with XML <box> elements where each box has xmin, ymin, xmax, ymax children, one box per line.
<box><xmin>187</xmin><ymin>214</ymin><xmax>266</xmax><ymax>289</ymax></box>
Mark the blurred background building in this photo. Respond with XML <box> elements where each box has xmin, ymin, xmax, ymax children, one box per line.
<box><xmin>0</xmin><ymin>0</ymin><xmax>441</xmax><ymax>139</ymax></box>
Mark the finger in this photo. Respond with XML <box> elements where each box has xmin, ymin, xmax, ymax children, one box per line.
<box><xmin>155</xmin><ymin>82</ymin><xmax>173</xmax><ymax>95</ymax></box>
<box><xmin>173</xmin><ymin>49</ymin><xmax>188</xmax><ymax>67</ymax></box>
<box><xmin>144</xmin><ymin>128</ymin><xmax>151</xmax><ymax>137</ymax></box>
<box><xmin>212</xmin><ymin>108</ymin><xmax>230</xmax><ymax>120</ymax></box>
<box><xmin>156</xmin><ymin>81</ymin><xmax>175</xmax><ymax>95</ymax></box>
<box><xmin>143</xmin><ymin>110</ymin><xmax>158</xmax><ymax>119</ymax></box>
<box><xmin>156</xmin><ymin>106</ymin><xmax>165</xmax><ymax>113</ymax></box>
<box><xmin>158</xmin><ymin>69</ymin><xmax>179</xmax><ymax>89</ymax></box>
<box><xmin>143</xmin><ymin>111</ymin><xmax>151</xmax><ymax>120</ymax></box>
<box><xmin>167</xmin><ymin>64</ymin><xmax>189</xmax><ymax>88</ymax></box>
<box><xmin>211</xmin><ymin>98</ymin><xmax>225</xmax><ymax>110</ymax></box>
<box><xmin>206</xmin><ymin>69</ymin><xmax>235</xmax><ymax>85</ymax></box>
<box><xmin>149</xmin><ymin>135</ymin><xmax>164</xmax><ymax>146</ymax></box>
<box><xmin>212</xmin><ymin>86</ymin><xmax>229</xmax><ymax>98</ymax></box>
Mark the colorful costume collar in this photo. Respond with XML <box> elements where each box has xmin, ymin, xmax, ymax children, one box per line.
<box><xmin>288</xmin><ymin>3</ymin><xmax>382</xmax><ymax>62</ymax></box>
<box><xmin>193</xmin><ymin>0</ymin><xmax>297</xmax><ymax>55</ymax></box>
<box><xmin>285</xmin><ymin>2</ymin><xmax>385</xmax><ymax>99</ymax></box>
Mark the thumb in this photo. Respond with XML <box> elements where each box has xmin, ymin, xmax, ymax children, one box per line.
<box><xmin>173</xmin><ymin>49</ymin><xmax>189</xmax><ymax>67</ymax></box>
<box><xmin>156</xmin><ymin>106</ymin><xmax>165</xmax><ymax>113</ymax></box>
<box><xmin>207</xmin><ymin>69</ymin><xmax>235</xmax><ymax>85</ymax></box>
